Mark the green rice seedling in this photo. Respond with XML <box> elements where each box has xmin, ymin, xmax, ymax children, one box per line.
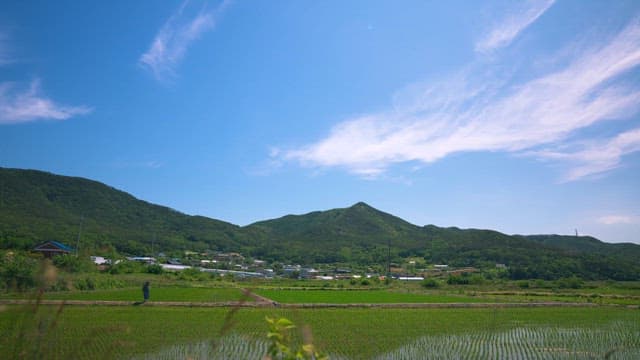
<box><xmin>255</xmin><ymin>289</ymin><xmax>488</xmax><ymax>304</ymax></box>
<box><xmin>133</xmin><ymin>334</ymin><xmax>269</xmax><ymax>360</ymax></box>
<box><xmin>374</xmin><ymin>321</ymin><xmax>640</xmax><ymax>359</ymax></box>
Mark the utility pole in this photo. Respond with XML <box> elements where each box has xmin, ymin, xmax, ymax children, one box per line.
<box><xmin>387</xmin><ymin>238</ymin><xmax>391</xmax><ymax>277</ymax></box>
<box><xmin>76</xmin><ymin>215</ymin><xmax>84</xmax><ymax>256</ymax></box>
<box><xmin>575</xmin><ymin>228</ymin><xmax>579</xmax><ymax>237</ymax></box>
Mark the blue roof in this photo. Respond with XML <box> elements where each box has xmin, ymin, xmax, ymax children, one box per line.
<box><xmin>50</xmin><ymin>241</ymin><xmax>74</xmax><ymax>251</ymax></box>
<box><xmin>35</xmin><ymin>240</ymin><xmax>74</xmax><ymax>252</ymax></box>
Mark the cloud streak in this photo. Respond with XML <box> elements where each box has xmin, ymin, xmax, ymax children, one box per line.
<box><xmin>0</xmin><ymin>79</ymin><xmax>92</xmax><ymax>124</ymax></box>
<box><xmin>139</xmin><ymin>0</ymin><xmax>230</xmax><ymax>81</ymax></box>
<box><xmin>530</xmin><ymin>128</ymin><xmax>640</xmax><ymax>181</ymax></box>
<box><xmin>476</xmin><ymin>0</ymin><xmax>555</xmax><ymax>53</ymax></box>
<box><xmin>279</xmin><ymin>17</ymin><xmax>640</xmax><ymax>181</ymax></box>
<box><xmin>597</xmin><ymin>214</ymin><xmax>640</xmax><ymax>225</ymax></box>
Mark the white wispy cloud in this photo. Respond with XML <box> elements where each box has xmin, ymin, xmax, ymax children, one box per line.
<box><xmin>597</xmin><ymin>214</ymin><xmax>640</xmax><ymax>225</ymax></box>
<box><xmin>475</xmin><ymin>0</ymin><xmax>555</xmax><ymax>53</ymax></box>
<box><xmin>530</xmin><ymin>128</ymin><xmax>640</xmax><ymax>181</ymax></box>
<box><xmin>139</xmin><ymin>0</ymin><xmax>230</xmax><ymax>81</ymax></box>
<box><xmin>279</xmin><ymin>17</ymin><xmax>640</xmax><ymax>181</ymax></box>
<box><xmin>0</xmin><ymin>79</ymin><xmax>92</xmax><ymax>124</ymax></box>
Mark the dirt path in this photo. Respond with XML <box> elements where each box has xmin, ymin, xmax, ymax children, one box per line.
<box><xmin>2</xmin><ymin>299</ymin><xmax>635</xmax><ymax>308</ymax></box>
<box><xmin>240</xmin><ymin>288</ymin><xmax>278</xmax><ymax>306</ymax></box>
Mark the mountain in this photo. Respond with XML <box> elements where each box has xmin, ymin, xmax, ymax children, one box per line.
<box><xmin>249</xmin><ymin>207</ymin><xmax>640</xmax><ymax>280</ymax></box>
<box><xmin>245</xmin><ymin>202</ymin><xmax>428</xmax><ymax>263</ymax></box>
<box><xmin>0</xmin><ymin>167</ymin><xmax>251</xmax><ymax>255</ymax></box>
<box><xmin>1</xmin><ymin>167</ymin><xmax>639</xmax><ymax>280</ymax></box>
<box><xmin>521</xmin><ymin>234</ymin><xmax>640</xmax><ymax>271</ymax></box>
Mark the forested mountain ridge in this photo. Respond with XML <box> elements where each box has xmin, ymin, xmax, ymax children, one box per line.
<box><xmin>1</xmin><ymin>167</ymin><xmax>638</xmax><ymax>280</ymax></box>
<box><xmin>0</xmin><ymin>167</ymin><xmax>247</xmax><ymax>255</ymax></box>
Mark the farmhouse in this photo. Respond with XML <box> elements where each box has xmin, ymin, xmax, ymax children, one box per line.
<box><xmin>90</xmin><ymin>256</ymin><xmax>109</xmax><ymax>265</ymax></box>
<box><xmin>212</xmin><ymin>252</ymin><xmax>245</xmax><ymax>263</ymax></box>
<box><xmin>127</xmin><ymin>256</ymin><xmax>156</xmax><ymax>264</ymax></box>
<box><xmin>33</xmin><ymin>241</ymin><xmax>74</xmax><ymax>258</ymax></box>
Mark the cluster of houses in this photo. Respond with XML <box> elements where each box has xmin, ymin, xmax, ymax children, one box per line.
<box><xmin>32</xmin><ymin>240</ymin><xmax>494</xmax><ymax>280</ymax></box>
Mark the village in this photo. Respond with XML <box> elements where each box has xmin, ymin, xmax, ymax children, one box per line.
<box><xmin>33</xmin><ymin>240</ymin><xmax>485</xmax><ymax>282</ymax></box>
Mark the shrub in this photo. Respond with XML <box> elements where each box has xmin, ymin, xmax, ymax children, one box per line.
<box><xmin>556</xmin><ymin>276</ymin><xmax>584</xmax><ymax>289</ymax></box>
<box><xmin>421</xmin><ymin>278</ymin><xmax>440</xmax><ymax>288</ymax></box>
<box><xmin>48</xmin><ymin>276</ymin><xmax>71</xmax><ymax>291</ymax></box>
<box><xmin>0</xmin><ymin>252</ymin><xmax>38</xmax><ymax>291</ymax></box>
<box><xmin>146</xmin><ymin>264</ymin><xmax>164</xmax><ymax>274</ymax></box>
<box><xmin>69</xmin><ymin>275</ymin><xmax>124</xmax><ymax>291</ymax></box>
<box><xmin>53</xmin><ymin>254</ymin><xmax>95</xmax><ymax>273</ymax></box>
<box><xmin>468</xmin><ymin>274</ymin><xmax>485</xmax><ymax>285</ymax></box>
<box><xmin>177</xmin><ymin>267</ymin><xmax>205</xmax><ymax>281</ymax></box>
<box><xmin>447</xmin><ymin>275</ymin><xmax>470</xmax><ymax>285</ymax></box>
<box><xmin>73</xmin><ymin>277</ymin><xmax>96</xmax><ymax>291</ymax></box>
<box><xmin>108</xmin><ymin>260</ymin><xmax>144</xmax><ymax>274</ymax></box>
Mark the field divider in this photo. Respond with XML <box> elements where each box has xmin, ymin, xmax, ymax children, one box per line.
<box><xmin>0</xmin><ymin>299</ymin><xmax>267</xmax><ymax>307</ymax></box>
<box><xmin>2</xmin><ymin>299</ymin><xmax>636</xmax><ymax>308</ymax></box>
<box><xmin>276</xmin><ymin>302</ymin><xmax>605</xmax><ymax>309</ymax></box>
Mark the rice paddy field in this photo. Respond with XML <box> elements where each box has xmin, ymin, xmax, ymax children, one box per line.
<box><xmin>254</xmin><ymin>289</ymin><xmax>492</xmax><ymax>304</ymax></box>
<box><xmin>1</xmin><ymin>303</ymin><xmax>639</xmax><ymax>359</ymax></box>
<box><xmin>40</xmin><ymin>287</ymin><xmax>252</xmax><ymax>302</ymax></box>
<box><xmin>1</xmin><ymin>282</ymin><xmax>639</xmax><ymax>359</ymax></box>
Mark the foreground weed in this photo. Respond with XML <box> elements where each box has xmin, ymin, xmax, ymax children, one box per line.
<box><xmin>265</xmin><ymin>316</ymin><xmax>327</xmax><ymax>360</ymax></box>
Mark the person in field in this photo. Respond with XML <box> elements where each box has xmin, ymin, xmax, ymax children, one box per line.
<box><xmin>142</xmin><ymin>281</ymin><xmax>150</xmax><ymax>302</ymax></box>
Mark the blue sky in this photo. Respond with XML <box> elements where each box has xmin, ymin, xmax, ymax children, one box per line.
<box><xmin>1</xmin><ymin>0</ymin><xmax>639</xmax><ymax>244</ymax></box>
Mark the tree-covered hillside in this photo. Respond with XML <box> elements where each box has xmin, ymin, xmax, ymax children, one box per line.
<box><xmin>1</xmin><ymin>167</ymin><xmax>638</xmax><ymax>280</ymax></box>
<box><xmin>246</xmin><ymin>202</ymin><xmax>428</xmax><ymax>264</ymax></box>
<box><xmin>247</xmin><ymin>205</ymin><xmax>640</xmax><ymax>280</ymax></box>
<box><xmin>0</xmin><ymin>168</ymin><xmax>249</xmax><ymax>254</ymax></box>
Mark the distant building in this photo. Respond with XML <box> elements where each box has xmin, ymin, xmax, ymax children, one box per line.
<box><xmin>91</xmin><ymin>256</ymin><xmax>109</xmax><ymax>265</ymax></box>
<box><xmin>127</xmin><ymin>256</ymin><xmax>156</xmax><ymax>264</ymax></box>
<box><xmin>315</xmin><ymin>275</ymin><xmax>334</xmax><ymax>280</ymax></box>
<box><xmin>161</xmin><ymin>264</ymin><xmax>192</xmax><ymax>271</ymax></box>
<box><xmin>212</xmin><ymin>252</ymin><xmax>245</xmax><ymax>263</ymax></box>
<box><xmin>260</xmin><ymin>269</ymin><xmax>275</xmax><ymax>278</ymax></box>
<box><xmin>33</xmin><ymin>241</ymin><xmax>73</xmax><ymax>258</ymax></box>
<box><xmin>301</xmin><ymin>268</ymin><xmax>319</xmax><ymax>279</ymax></box>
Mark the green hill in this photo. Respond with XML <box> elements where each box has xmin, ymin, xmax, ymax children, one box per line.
<box><xmin>522</xmin><ymin>234</ymin><xmax>640</xmax><ymax>260</ymax></box>
<box><xmin>1</xmin><ymin>167</ymin><xmax>638</xmax><ymax>280</ymax></box>
<box><xmin>0</xmin><ymin>167</ymin><xmax>249</xmax><ymax>255</ymax></box>
<box><xmin>248</xmin><ymin>206</ymin><xmax>640</xmax><ymax>280</ymax></box>
<box><xmin>246</xmin><ymin>202</ymin><xmax>428</xmax><ymax>263</ymax></box>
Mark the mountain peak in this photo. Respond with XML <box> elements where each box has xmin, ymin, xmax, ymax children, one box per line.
<box><xmin>350</xmin><ymin>201</ymin><xmax>374</xmax><ymax>209</ymax></box>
